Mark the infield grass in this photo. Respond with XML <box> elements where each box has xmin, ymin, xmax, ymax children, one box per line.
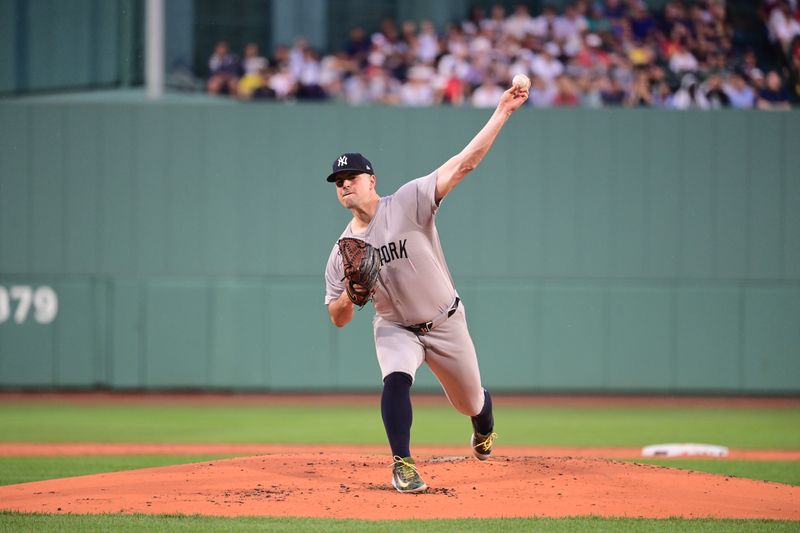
<box><xmin>630</xmin><ymin>459</ymin><xmax>800</xmax><ymax>486</ymax></box>
<box><xmin>0</xmin><ymin>512</ymin><xmax>798</xmax><ymax>532</ymax></box>
<box><xmin>1</xmin><ymin>403</ymin><xmax>798</xmax><ymax>449</ymax></box>
<box><xmin>0</xmin><ymin>455</ymin><xmax>236</xmax><ymax>486</ymax></box>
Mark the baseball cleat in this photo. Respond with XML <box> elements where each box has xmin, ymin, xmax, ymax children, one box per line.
<box><xmin>471</xmin><ymin>431</ymin><xmax>498</xmax><ymax>460</ymax></box>
<box><xmin>391</xmin><ymin>456</ymin><xmax>428</xmax><ymax>493</ymax></box>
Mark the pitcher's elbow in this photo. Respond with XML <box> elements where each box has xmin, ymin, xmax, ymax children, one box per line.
<box><xmin>459</xmin><ymin>161</ymin><xmax>477</xmax><ymax>175</ymax></box>
<box><xmin>330</xmin><ymin>314</ymin><xmax>349</xmax><ymax>328</ymax></box>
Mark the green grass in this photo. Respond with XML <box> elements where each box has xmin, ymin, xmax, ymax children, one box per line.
<box><xmin>629</xmin><ymin>459</ymin><xmax>800</xmax><ymax>486</ymax></box>
<box><xmin>0</xmin><ymin>513</ymin><xmax>798</xmax><ymax>532</ymax></box>
<box><xmin>0</xmin><ymin>455</ymin><xmax>237</xmax><ymax>486</ymax></box>
<box><xmin>0</xmin><ymin>402</ymin><xmax>798</xmax><ymax>531</ymax></box>
<box><xmin>1</xmin><ymin>403</ymin><xmax>798</xmax><ymax>449</ymax></box>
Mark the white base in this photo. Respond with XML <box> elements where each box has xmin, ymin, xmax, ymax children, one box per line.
<box><xmin>641</xmin><ymin>443</ymin><xmax>729</xmax><ymax>457</ymax></box>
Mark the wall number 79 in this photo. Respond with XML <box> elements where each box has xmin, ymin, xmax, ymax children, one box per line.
<box><xmin>0</xmin><ymin>285</ymin><xmax>58</xmax><ymax>325</ymax></box>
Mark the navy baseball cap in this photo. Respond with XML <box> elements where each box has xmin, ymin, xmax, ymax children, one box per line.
<box><xmin>326</xmin><ymin>152</ymin><xmax>374</xmax><ymax>182</ymax></box>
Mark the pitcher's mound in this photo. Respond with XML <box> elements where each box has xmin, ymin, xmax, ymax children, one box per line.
<box><xmin>0</xmin><ymin>453</ymin><xmax>798</xmax><ymax>520</ymax></box>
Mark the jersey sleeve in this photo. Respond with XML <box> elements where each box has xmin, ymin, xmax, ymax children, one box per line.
<box><xmin>391</xmin><ymin>170</ymin><xmax>439</xmax><ymax>227</ymax></box>
<box><xmin>324</xmin><ymin>243</ymin><xmax>345</xmax><ymax>305</ymax></box>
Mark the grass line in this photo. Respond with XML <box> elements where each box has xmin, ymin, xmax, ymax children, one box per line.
<box><xmin>627</xmin><ymin>459</ymin><xmax>800</xmax><ymax>486</ymax></box>
<box><xmin>1</xmin><ymin>404</ymin><xmax>798</xmax><ymax>448</ymax></box>
<box><xmin>0</xmin><ymin>455</ymin><xmax>239</xmax><ymax>486</ymax></box>
<box><xmin>1</xmin><ymin>513</ymin><xmax>798</xmax><ymax>532</ymax></box>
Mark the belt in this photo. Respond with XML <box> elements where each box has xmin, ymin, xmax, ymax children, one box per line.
<box><xmin>403</xmin><ymin>297</ymin><xmax>460</xmax><ymax>335</ymax></box>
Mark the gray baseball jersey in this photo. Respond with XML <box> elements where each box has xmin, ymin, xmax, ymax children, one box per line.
<box><xmin>325</xmin><ymin>171</ymin><xmax>485</xmax><ymax>416</ymax></box>
<box><xmin>324</xmin><ymin>171</ymin><xmax>457</xmax><ymax>326</ymax></box>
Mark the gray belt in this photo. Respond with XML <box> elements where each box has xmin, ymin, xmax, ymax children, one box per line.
<box><xmin>403</xmin><ymin>297</ymin><xmax>460</xmax><ymax>335</ymax></box>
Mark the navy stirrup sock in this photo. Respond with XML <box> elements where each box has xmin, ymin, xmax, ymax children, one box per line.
<box><xmin>381</xmin><ymin>372</ymin><xmax>413</xmax><ymax>459</ymax></box>
<box><xmin>471</xmin><ymin>389</ymin><xmax>494</xmax><ymax>435</ymax></box>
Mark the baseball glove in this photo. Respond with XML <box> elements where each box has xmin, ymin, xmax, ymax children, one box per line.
<box><xmin>338</xmin><ymin>237</ymin><xmax>381</xmax><ymax>307</ymax></box>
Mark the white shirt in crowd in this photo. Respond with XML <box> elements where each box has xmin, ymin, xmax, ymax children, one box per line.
<box><xmin>530</xmin><ymin>53</ymin><xmax>564</xmax><ymax>83</ymax></box>
<box><xmin>504</xmin><ymin>7</ymin><xmax>537</xmax><ymax>40</ymax></box>
<box><xmin>471</xmin><ymin>82</ymin><xmax>504</xmax><ymax>107</ymax></box>
<box><xmin>769</xmin><ymin>7</ymin><xmax>800</xmax><ymax>49</ymax></box>
<box><xmin>724</xmin><ymin>82</ymin><xmax>756</xmax><ymax>108</ymax></box>
<box><xmin>669</xmin><ymin>49</ymin><xmax>699</xmax><ymax>74</ymax></box>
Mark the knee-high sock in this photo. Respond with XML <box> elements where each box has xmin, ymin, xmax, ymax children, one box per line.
<box><xmin>471</xmin><ymin>389</ymin><xmax>494</xmax><ymax>435</ymax></box>
<box><xmin>381</xmin><ymin>372</ymin><xmax>413</xmax><ymax>458</ymax></box>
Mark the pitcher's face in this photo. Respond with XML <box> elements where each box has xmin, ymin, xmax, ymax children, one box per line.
<box><xmin>335</xmin><ymin>172</ymin><xmax>374</xmax><ymax>209</ymax></box>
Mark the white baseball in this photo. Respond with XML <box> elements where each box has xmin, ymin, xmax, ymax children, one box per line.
<box><xmin>512</xmin><ymin>74</ymin><xmax>530</xmax><ymax>90</ymax></box>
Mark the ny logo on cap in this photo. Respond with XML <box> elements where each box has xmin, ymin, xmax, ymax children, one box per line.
<box><xmin>337</xmin><ymin>156</ymin><xmax>348</xmax><ymax>167</ymax></box>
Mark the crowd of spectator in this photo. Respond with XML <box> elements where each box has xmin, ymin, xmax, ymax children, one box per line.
<box><xmin>204</xmin><ymin>0</ymin><xmax>800</xmax><ymax>110</ymax></box>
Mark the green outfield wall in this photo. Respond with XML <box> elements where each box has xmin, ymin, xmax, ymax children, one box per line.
<box><xmin>0</xmin><ymin>98</ymin><xmax>798</xmax><ymax>393</ymax></box>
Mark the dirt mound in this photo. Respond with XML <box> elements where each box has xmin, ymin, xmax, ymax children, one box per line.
<box><xmin>1</xmin><ymin>453</ymin><xmax>798</xmax><ymax>520</ymax></box>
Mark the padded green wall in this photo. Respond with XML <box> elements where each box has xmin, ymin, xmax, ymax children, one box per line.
<box><xmin>0</xmin><ymin>99</ymin><xmax>798</xmax><ymax>392</ymax></box>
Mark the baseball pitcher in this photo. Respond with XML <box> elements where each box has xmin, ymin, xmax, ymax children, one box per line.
<box><xmin>324</xmin><ymin>83</ymin><xmax>529</xmax><ymax>493</ymax></box>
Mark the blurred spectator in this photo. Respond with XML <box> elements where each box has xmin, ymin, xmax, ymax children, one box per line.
<box><xmin>204</xmin><ymin>1</ymin><xmax>791</xmax><ymax>110</ymax></box>
<box><xmin>580</xmin><ymin>74</ymin><xmax>605</xmax><ymax>107</ymax></box>
<box><xmin>462</xmin><ymin>5</ymin><xmax>485</xmax><ymax>36</ymax></box>
<box><xmin>737</xmin><ymin>48</ymin><xmax>764</xmax><ymax>83</ymax></box>
<box><xmin>528</xmin><ymin>74</ymin><xmax>557</xmax><ymax>107</ymax></box>
<box><xmin>573</xmin><ymin>33</ymin><xmax>611</xmax><ymax>74</ymax></box>
<box><xmin>242</xmin><ymin>43</ymin><xmax>268</xmax><ymax>75</ymax></box>
<box><xmin>629</xmin><ymin>2</ymin><xmax>657</xmax><ymax>41</ymax></box>
<box><xmin>238</xmin><ymin>66</ymin><xmax>268</xmax><ymax>100</ymax></box>
<box><xmin>531</xmin><ymin>5</ymin><xmax>558</xmax><ymax>39</ymax></box>
<box><xmin>600</xmin><ymin>75</ymin><xmax>626</xmax><ymax>106</ymax></box>
<box><xmin>627</xmin><ymin>39</ymin><xmax>656</xmax><ymax>68</ymax></box>
<box><xmin>602</xmin><ymin>0</ymin><xmax>627</xmax><ymax>20</ymax></box>
<box><xmin>296</xmin><ymin>48</ymin><xmax>327</xmax><ymax>100</ymax></box>
<box><xmin>531</xmin><ymin>42</ymin><xmax>564</xmax><ymax>83</ymax></box>
<box><xmin>701</xmin><ymin>74</ymin><xmax>731</xmax><ymax>108</ymax></box>
<box><xmin>669</xmin><ymin>41</ymin><xmax>699</xmax><ymax>74</ymax></box>
<box><xmin>724</xmin><ymin>71</ymin><xmax>756</xmax><ymax>108</ymax></box>
<box><xmin>553</xmin><ymin>3</ymin><xmax>589</xmax><ymax>56</ymax></box>
<box><xmin>399</xmin><ymin>65</ymin><xmax>436</xmax><ymax>106</ymax></box>
<box><xmin>236</xmin><ymin>43</ymin><xmax>269</xmax><ymax>100</ymax></box>
<box><xmin>481</xmin><ymin>4</ymin><xmax>507</xmax><ymax>37</ymax></box>
<box><xmin>345</xmin><ymin>27</ymin><xmax>371</xmax><ymax>64</ymax></box>
<box><xmin>207</xmin><ymin>41</ymin><xmax>240</xmax><ymax>95</ymax></box>
<box><xmin>471</xmin><ymin>76</ymin><xmax>505</xmax><ymax>107</ymax></box>
<box><xmin>652</xmin><ymin>79</ymin><xmax>675</xmax><ymax>108</ymax></box>
<box><xmin>757</xmin><ymin>70</ymin><xmax>792</xmax><ymax>109</ymax></box>
<box><xmin>672</xmin><ymin>73</ymin><xmax>710</xmax><ymax>109</ymax></box>
<box><xmin>269</xmin><ymin>64</ymin><xmax>296</xmax><ymax>100</ymax></box>
<box><xmin>416</xmin><ymin>20</ymin><xmax>441</xmax><ymax>64</ymax></box>
<box><xmin>288</xmin><ymin>37</ymin><xmax>310</xmax><ymax>81</ymax></box>
<box><xmin>552</xmin><ymin>75</ymin><xmax>580</xmax><ymax>106</ymax></box>
<box><xmin>790</xmin><ymin>38</ymin><xmax>800</xmax><ymax>100</ymax></box>
<box><xmin>767</xmin><ymin>1</ymin><xmax>800</xmax><ymax>55</ymax></box>
<box><xmin>626</xmin><ymin>69</ymin><xmax>653</xmax><ymax>107</ymax></box>
<box><xmin>750</xmin><ymin>68</ymin><xmax>766</xmax><ymax>94</ymax></box>
<box><xmin>504</xmin><ymin>4</ymin><xmax>536</xmax><ymax>40</ymax></box>
<box><xmin>440</xmin><ymin>66</ymin><xmax>468</xmax><ymax>105</ymax></box>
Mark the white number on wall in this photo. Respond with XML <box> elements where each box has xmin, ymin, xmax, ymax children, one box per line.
<box><xmin>11</xmin><ymin>286</ymin><xmax>32</xmax><ymax>324</ymax></box>
<box><xmin>33</xmin><ymin>286</ymin><xmax>58</xmax><ymax>324</ymax></box>
<box><xmin>0</xmin><ymin>287</ymin><xmax>9</xmax><ymax>323</ymax></box>
<box><xmin>0</xmin><ymin>285</ymin><xmax>58</xmax><ymax>325</ymax></box>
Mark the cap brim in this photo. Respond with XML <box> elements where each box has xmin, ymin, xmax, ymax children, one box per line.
<box><xmin>326</xmin><ymin>168</ymin><xmax>369</xmax><ymax>182</ymax></box>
